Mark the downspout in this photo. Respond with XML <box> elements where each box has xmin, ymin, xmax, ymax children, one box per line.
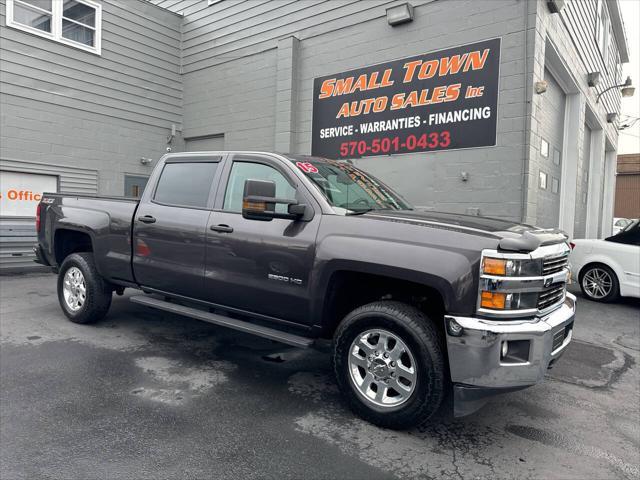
<box><xmin>520</xmin><ymin>0</ymin><xmax>531</xmax><ymax>224</ymax></box>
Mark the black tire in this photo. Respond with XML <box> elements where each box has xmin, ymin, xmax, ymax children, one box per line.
<box><xmin>333</xmin><ymin>301</ymin><xmax>445</xmax><ymax>429</ymax></box>
<box><xmin>579</xmin><ymin>263</ymin><xmax>620</xmax><ymax>303</ymax></box>
<box><xmin>57</xmin><ymin>252</ymin><xmax>112</xmax><ymax>324</ymax></box>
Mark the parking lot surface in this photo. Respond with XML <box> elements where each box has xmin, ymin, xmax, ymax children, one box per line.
<box><xmin>1</xmin><ymin>273</ymin><xmax>639</xmax><ymax>479</ymax></box>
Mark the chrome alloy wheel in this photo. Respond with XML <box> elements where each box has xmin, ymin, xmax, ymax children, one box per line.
<box><xmin>348</xmin><ymin>329</ymin><xmax>417</xmax><ymax>409</ymax></box>
<box><xmin>582</xmin><ymin>267</ymin><xmax>613</xmax><ymax>299</ymax></box>
<box><xmin>63</xmin><ymin>267</ymin><xmax>86</xmax><ymax>312</ymax></box>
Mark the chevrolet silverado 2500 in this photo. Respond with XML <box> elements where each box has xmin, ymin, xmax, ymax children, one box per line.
<box><xmin>35</xmin><ymin>151</ymin><xmax>575</xmax><ymax>429</ymax></box>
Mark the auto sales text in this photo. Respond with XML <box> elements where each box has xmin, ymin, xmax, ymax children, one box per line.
<box><xmin>317</xmin><ymin>49</ymin><xmax>490</xmax><ymax>119</ymax></box>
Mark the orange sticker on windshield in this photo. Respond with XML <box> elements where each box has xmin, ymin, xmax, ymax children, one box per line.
<box><xmin>296</xmin><ymin>162</ymin><xmax>319</xmax><ymax>174</ymax></box>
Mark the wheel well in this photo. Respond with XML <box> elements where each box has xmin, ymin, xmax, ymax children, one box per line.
<box><xmin>578</xmin><ymin>261</ymin><xmax>617</xmax><ymax>282</ymax></box>
<box><xmin>321</xmin><ymin>271</ymin><xmax>446</xmax><ymax>339</ymax></box>
<box><xmin>54</xmin><ymin>229</ymin><xmax>93</xmax><ymax>265</ymax></box>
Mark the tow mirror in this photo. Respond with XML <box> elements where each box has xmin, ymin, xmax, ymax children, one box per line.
<box><xmin>242</xmin><ymin>179</ymin><xmax>306</xmax><ymax>221</ymax></box>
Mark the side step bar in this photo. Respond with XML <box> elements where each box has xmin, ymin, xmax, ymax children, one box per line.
<box><xmin>130</xmin><ymin>295</ymin><xmax>315</xmax><ymax>348</ymax></box>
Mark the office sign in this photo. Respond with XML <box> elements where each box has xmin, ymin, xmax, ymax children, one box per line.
<box><xmin>0</xmin><ymin>171</ymin><xmax>57</xmax><ymax>217</ymax></box>
<box><xmin>311</xmin><ymin>38</ymin><xmax>501</xmax><ymax>159</ymax></box>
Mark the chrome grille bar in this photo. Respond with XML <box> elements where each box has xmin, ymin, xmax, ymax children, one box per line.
<box><xmin>543</xmin><ymin>253</ymin><xmax>569</xmax><ymax>275</ymax></box>
<box><xmin>538</xmin><ymin>285</ymin><xmax>565</xmax><ymax>310</ymax></box>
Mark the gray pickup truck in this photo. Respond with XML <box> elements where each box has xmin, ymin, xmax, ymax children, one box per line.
<box><xmin>35</xmin><ymin>151</ymin><xmax>575</xmax><ymax>429</ymax></box>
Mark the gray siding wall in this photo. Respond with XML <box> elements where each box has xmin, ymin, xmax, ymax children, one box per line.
<box><xmin>561</xmin><ymin>0</ymin><xmax>622</xmax><ymax>118</ymax></box>
<box><xmin>151</xmin><ymin>0</ymin><xmax>531</xmax><ymax>221</ymax></box>
<box><xmin>0</xmin><ymin>0</ymin><xmax>183</xmax><ymax>195</ymax></box>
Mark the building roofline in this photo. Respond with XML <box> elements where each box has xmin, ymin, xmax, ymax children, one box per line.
<box><xmin>608</xmin><ymin>0</ymin><xmax>630</xmax><ymax>63</ymax></box>
<box><xmin>138</xmin><ymin>0</ymin><xmax>184</xmax><ymax>18</ymax></box>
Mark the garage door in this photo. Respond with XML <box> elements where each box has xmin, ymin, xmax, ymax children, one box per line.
<box><xmin>185</xmin><ymin>134</ymin><xmax>225</xmax><ymax>152</ymax></box>
<box><xmin>573</xmin><ymin>124</ymin><xmax>591</xmax><ymax>238</ymax></box>
<box><xmin>536</xmin><ymin>69</ymin><xmax>565</xmax><ymax>229</ymax></box>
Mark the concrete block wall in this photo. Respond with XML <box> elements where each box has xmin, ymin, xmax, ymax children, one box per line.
<box><xmin>292</xmin><ymin>0</ymin><xmax>531</xmax><ymax>220</ymax></box>
<box><xmin>152</xmin><ymin>0</ymin><xmax>532</xmax><ymax>221</ymax></box>
<box><xmin>182</xmin><ymin>48</ymin><xmax>278</xmax><ymax>151</ymax></box>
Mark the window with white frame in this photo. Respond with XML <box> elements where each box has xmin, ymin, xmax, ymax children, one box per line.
<box><xmin>595</xmin><ymin>0</ymin><xmax>610</xmax><ymax>66</ymax></box>
<box><xmin>6</xmin><ymin>0</ymin><xmax>102</xmax><ymax>54</ymax></box>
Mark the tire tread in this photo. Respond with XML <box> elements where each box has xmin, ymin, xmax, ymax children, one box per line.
<box><xmin>57</xmin><ymin>252</ymin><xmax>112</xmax><ymax>324</ymax></box>
<box><xmin>333</xmin><ymin>300</ymin><xmax>445</xmax><ymax>429</ymax></box>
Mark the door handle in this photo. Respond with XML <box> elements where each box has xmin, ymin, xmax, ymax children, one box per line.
<box><xmin>210</xmin><ymin>224</ymin><xmax>233</xmax><ymax>233</ymax></box>
<box><xmin>138</xmin><ymin>215</ymin><xmax>156</xmax><ymax>224</ymax></box>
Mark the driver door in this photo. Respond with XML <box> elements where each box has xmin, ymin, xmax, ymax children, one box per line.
<box><xmin>203</xmin><ymin>154</ymin><xmax>321</xmax><ymax>325</ymax></box>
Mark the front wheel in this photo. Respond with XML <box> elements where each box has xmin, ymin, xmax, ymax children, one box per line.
<box><xmin>333</xmin><ymin>301</ymin><xmax>445</xmax><ymax>429</ymax></box>
<box><xmin>57</xmin><ymin>253</ymin><xmax>112</xmax><ymax>324</ymax></box>
<box><xmin>579</xmin><ymin>263</ymin><xmax>620</xmax><ymax>303</ymax></box>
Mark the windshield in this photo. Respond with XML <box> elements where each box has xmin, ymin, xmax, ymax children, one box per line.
<box><xmin>605</xmin><ymin>219</ymin><xmax>640</xmax><ymax>245</ymax></box>
<box><xmin>287</xmin><ymin>156</ymin><xmax>412</xmax><ymax>213</ymax></box>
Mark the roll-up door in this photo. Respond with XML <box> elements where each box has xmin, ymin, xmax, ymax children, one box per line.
<box><xmin>536</xmin><ymin>69</ymin><xmax>566</xmax><ymax>229</ymax></box>
<box><xmin>573</xmin><ymin>124</ymin><xmax>591</xmax><ymax>238</ymax></box>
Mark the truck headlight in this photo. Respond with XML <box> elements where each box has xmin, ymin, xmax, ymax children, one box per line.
<box><xmin>481</xmin><ymin>257</ymin><xmax>541</xmax><ymax>277</ymax></box>
<box><xmin>480</xmin><ymin>291</ymin><xmax>539</xmax><ymax>310</ymax></box>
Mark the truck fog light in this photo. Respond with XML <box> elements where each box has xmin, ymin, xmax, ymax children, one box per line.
<box><xmin>446</xmin><ymin>318</ymin><xmax>463</xmax><ymax>337</ymax></box>
<box><xmin>501</xmin><ymin>341</ymin><xmax>509</xmax><ymax>358</ymax></box>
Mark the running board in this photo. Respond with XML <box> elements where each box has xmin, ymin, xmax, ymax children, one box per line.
<box><xmin>130</xmin><ymin>295</ymin><xmax>314</xmax><ymax>348</ymax></box>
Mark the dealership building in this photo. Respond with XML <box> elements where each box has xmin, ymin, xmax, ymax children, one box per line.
<box><xmin>0</xmin><ymin>0</ymin><xmax>631</xmax><ymax>270</ymax></box>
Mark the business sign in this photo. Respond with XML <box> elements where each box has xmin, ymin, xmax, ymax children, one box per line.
<box><xmin>0</xmin><ymin>171</ymin><xmax>57</xmax><ymax>217</ymax></box>
<box><xmin>311</xmin><ymin>38</ymin><xmax>501</xmax><ymax>159</ymax></box>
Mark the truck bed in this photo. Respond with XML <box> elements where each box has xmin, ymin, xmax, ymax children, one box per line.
<box><xmin>37</xmin><ymin>193</ymin><xmax>139</xmax><ymax>284</ymax></box>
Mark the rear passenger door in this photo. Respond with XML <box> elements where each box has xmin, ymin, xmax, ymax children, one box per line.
<box><xmin>133</xmin><ymin>156</ymin><xmax>223</xmax><ymax>299</ymax></box>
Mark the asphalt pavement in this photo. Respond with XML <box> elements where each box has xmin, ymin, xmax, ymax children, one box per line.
<box><xmin>1</xmin><ymin>273</ymin><xmax>638</xmax><ymax>479</ymax></box>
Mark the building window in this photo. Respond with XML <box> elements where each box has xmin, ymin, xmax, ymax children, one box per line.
<box><xmin>6</xmin><ymin>0</ymin><xmax>102</xmax><ymax>54</ymax></box>
<box><xmin>595</xmin><ymin>0</ymin><xmax>610</xmax><ymax>65</ymax></box>
<box><xmin>208</xmin><ymin>0</ymin><xmax>224</xmax><ymax>5</ymax></box>
<box><xmin>124</xmin><ymin>175</ymin><xmax>149</xmax><ymax>199</ymax></box>
<box><xmin>540</xmin><ymin>138</ymin><xmax>549</xmax><ymax>158</ymax></box>
<box><xmin>539</xmin><ymin>171</ymin><xmax>548</xmax><ymax>190</ymax></box>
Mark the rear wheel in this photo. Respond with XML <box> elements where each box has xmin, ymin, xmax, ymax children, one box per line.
<box><xmin>57</xmin><ymin>253</ymin><xmax>112</xmax><ymax>324</ymax></box>
<box><xmin>579</xmin><ymin>263</ymin><xmax>619</xmax><ymax>303</ymax></box>
<box><xmin>333</xmin><ymin>301</ymin><xmax>445</xmax><ymax>429</ymax></box>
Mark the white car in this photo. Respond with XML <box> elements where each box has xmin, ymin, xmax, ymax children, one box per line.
<box><xmin>570</xmin><ymin>220</ymin><xmax>640</xmax><ymax>302</ymax></box>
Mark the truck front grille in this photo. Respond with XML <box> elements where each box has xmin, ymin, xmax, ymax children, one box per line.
<box><xmin>537</xmin><ymin>284</ymin><xmax>565</xmax><ymax>311</ymax></box>
<box><xmin>542</xmin><ymin>252</ymin><xmax>569</xmax><ymax>275</ymax></box>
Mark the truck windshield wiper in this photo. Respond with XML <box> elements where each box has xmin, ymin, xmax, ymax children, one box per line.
<box><xmin>346</xmin><ymin>208</ymin><xmax>375</xmax><ymax>216</ymax></box>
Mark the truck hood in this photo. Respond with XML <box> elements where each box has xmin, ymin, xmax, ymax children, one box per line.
<box><xmin>365</xmin><ymin>209</ymin><xmax>568</xmax><ymax>252</ymax></box>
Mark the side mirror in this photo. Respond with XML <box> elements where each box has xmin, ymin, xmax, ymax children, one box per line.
<box><xmin>242</xmin><ymin>179</ymin><xmax>306</xmax><ymax>221</ymax></box>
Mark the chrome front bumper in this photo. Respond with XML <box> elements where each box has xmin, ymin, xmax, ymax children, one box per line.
<box><xmin>445</xmin><ymin>292</ymin><xmax>576</xmax><ymax>416</ymax></box>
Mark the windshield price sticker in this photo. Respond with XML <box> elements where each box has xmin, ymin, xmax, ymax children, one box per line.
<box><xmin>296</xmin><ymin>161</ymin><xmax>319</xmax><ymax>174</ymax></box>
<box><xmin>311</xmin><ymin>38</ymin><xmax>500</xmax><ymax>159</ymax></box>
